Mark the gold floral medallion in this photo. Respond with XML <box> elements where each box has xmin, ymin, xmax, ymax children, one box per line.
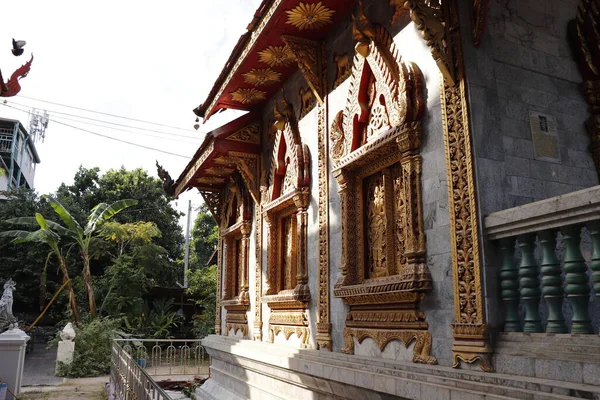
<box><xmin>230</xmin><ymin>88</ymin><xmax>266</xmax><ymax>104</ymax></box>
<box><xmin>243</xmin><ymin>68</ymin><xmax>282</xmax><ymax>86</ymax></box>
<box><xmin>258</xmin><ymin>45</ymin><xmax>294</xmax><ymax>67</ymax></box>
<box><xmin>286</xmin><ymin>2</ymin><xmax>334</xmax><ymax>31</ymax></box>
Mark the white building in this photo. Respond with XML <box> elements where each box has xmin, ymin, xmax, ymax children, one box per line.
<box><xmin>0</xmin><ymin>118</ymin><xmax>40</xmax><ymax>193</ymax></box>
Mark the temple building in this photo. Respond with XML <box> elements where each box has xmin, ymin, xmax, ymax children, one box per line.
<box><xmin>169</xmin><ymin>0</ymin><xmax>600</xmax><ymax>398</ymax></box>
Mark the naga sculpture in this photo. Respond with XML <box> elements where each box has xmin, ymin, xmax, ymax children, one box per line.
<box><xmin>156</xmin><ymin>160</ymin><xmax>175</xmax><ymax>196</ymax></box>
<box><xmin>0</xmin><ymin>54</ymin><xmax>33</xmax><ymax>97</ymax></box>
<box><xmin>0</xmin><ymin>279</ymin><xmax>17</xmax><ymax>332</ymax></box>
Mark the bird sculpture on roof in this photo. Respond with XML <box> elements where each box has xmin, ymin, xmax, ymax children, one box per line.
<box><xmin>11</xmin><ymin>39</ymin><xmax>26</xmax><ymax>56</ymax></box>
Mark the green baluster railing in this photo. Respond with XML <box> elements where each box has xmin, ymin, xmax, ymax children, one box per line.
<box><xmin>518</xmin><ymin>234</ymin><xmax>543</xmax><ymax>332</ymax></box>
<box><xmin>499</xmin><ymin>237</ymin><xmax>521</xmax><ymax>332</ymax></box>
<box><xmin>561</xmin><ymin>225</ymin><xmax>593</xmax><ymax>334</ymax></box>
<box><xmin>589</xmin><ymin>221</ymin><xmax>600</xmax><ymax>299</ymax></box>
<box><xmin>538</xmin><ymin>230</ymin><xmax>567</xmax><ymax>333</ymax></box>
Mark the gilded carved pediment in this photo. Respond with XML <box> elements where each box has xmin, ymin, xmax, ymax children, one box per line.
<box><xmin>330</xmin><ymin>21</ymin><xmax>424</xmax><ymax>165</ymax></box>
<box><xmin>267</xmin><ymin>98</ymin><xmax>311</xmax><ymax>202</ymax></box>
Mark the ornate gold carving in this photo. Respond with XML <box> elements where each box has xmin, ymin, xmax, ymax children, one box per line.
<box><xmin>403</xmin><ymin>0</ymin><xmax>456</xmax><ymax>85</ymax></box>
<box><xmin>243</xmin><ymin>68</ymin><xmax>282</xmax><ymax>86</ymax></box>
<box><xmin>451</xmin><ymin>324</ymin><xmax>493</xmax><ymax>372</ymax></box>
<box><xmin>281</xmin><ymin>35</ymin><xmax>324</xmax><ymax>103</ymax></box>
<box><xmin>342</xmin><ymin>328</ymin><xmax>437</xmax><ymax>364</ymax></box>
<box><xmin>254</xmin><ymin>191</ymin><xmax>263</xmax><ymax>341</ymax></box>
<box><xmin>269</xmin><ymin>325</ymin><xmax>310</xmax><ymax>348</ymax></box>
<box><xmin>285</xmin><ymin>2</ymin><xmax>334</xmax><ymax>31</ymax></box>
<box><xmin>181</xmin><ymin>141</ymin><xmax>214</xmax><ymax>194</ymax></box>
<box><xmin>332</xmin><ymin>18</ymin><xmax>432</xmax><ymax>365</ymax></box>
<box><xmin>471</xmin><ymin>0</ymin><xmax>489</xmax><ymax>46</ymax></box>
<box><xmin>230</xmin><ymin>88</ymin><xmax>266</xmax><ymax>104</ymax></box>
<box><xmin>225</xmin><ymin>323</ymin><xmax>248</xmax><ymax>337</ymax></box>
<box><xmin>215</xmin><ymin>235</ymin><xmax>223</xmax><ymax>335</ymax></box>
<box><xmin>258</xmin><ymin>45</ymin><xmax>295</xmax><ymax>67</ymax></box>
<box><xmin>227</xmin><ymin>122</ymin><xmax>260</xmax><ymax>144</ymax></box>
<box><xmin>199</xmin><ymin>191</ymin><xmax>221</xmax><ymax>223</ymax></box>
<box><xmin>317</xmin><ymin>50</ymin><xmax>332</xmax><ymax>351</ymax></box>
<box><xmin>263</xmin><ymin>99</ymin><xmax>311</xmax><ymax>343</ymax></box>
<box><xmin>439</xmin><ymin>0</ymin><xmax>491</xmax><ymax>371</ymax></box>
<box><xmin>299</xmin><ymin>86</ymin><xmax>316</xmax><ymax>119</ymax></box>
<box><xmin>333</xmin><ymin>52</ymin><xmax>351</xmax><ymax>89</ymax></box>
<box><xmin>269</xmin><ymin>310</ymin><xmax>307</xmax><ymax>326</ymax></box>
<box><xmin>569</xmin><ymin>0</ymin><xmax>600</xmax><ymax>180</ymax></box>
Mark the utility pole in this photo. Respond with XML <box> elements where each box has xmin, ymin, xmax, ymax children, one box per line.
<box><xmin>183</xmin><ymin>199</ymin><xmax>192</xmax><ymax>288</ymax></box>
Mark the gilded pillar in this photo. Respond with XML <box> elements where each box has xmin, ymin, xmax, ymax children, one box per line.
<box><xmin>293</xmin><ymin>191</ymin><xmax>309</xmax><ymax>287</ymax></box>
<box><xmin>240</xmin><ymin>221</ymin><xmax>251</xmax><ymax>304</ymax></box>
<box><xmin>436</xmin><ymin>0</ymin><xmax>492</xmax><ymax>371</ymax></box>
<box><xmin>215</xmin><ymin>235</ymin><xmax>223</xmax><ymax>335</ymax></box>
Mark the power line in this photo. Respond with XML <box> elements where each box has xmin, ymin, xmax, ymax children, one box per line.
<box><xmin>45</xmin><ymin>113</ymin><xmax>202</xmax><ymax>145</ymax></box>
<box><xmin>16</xmin><ymin>94</ymin><xmax>198</xmax><ymax>132</ymax></box>
<box><xmin>7</xmin><ymin>100</ymin><xmax>205</xmax><ymax>139</ymax></box>
<box><xmin>2</xmin><ymin>103</ymin><xmax>192</xmax><ymax>159</ymax></box>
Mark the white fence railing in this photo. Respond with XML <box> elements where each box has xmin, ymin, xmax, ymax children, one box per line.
<box><xmin>110</xmin><ymin>338</ymin><xmax>208</xmax><ymax>400</ymax></box>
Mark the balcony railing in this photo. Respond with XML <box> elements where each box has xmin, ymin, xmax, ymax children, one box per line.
<box><xmin>485</xmin><ymin>186</ymin><xmax>600</xmax><ymax>334</ymax></box>
<box><xmin>110</xmin><ymin>338</ymin><xmax>208</xmax><ymax>400</ymax></box>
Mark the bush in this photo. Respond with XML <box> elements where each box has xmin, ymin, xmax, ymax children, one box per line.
<box><xmin>54</xmin><ymin>317</ymin><xmax>124</xmax><ymax>377</ymax></box>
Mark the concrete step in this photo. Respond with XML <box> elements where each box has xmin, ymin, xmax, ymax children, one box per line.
<box><xmin>297</xmin><ymin>350</ymin><xmax>600</xmax><ymax>399</ymax></box>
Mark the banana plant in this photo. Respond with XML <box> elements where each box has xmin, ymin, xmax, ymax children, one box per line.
<box><xmin>43</xmin><ymin>196</ymin><xmax>138</xmax><ymax>318</ymax></box>
<box><xmin>0</xmin><ymin>213</ymin><xmax>81</xmax><ymax>323</ymax></box>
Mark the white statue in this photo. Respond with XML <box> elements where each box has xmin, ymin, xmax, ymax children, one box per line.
<box><xmin>0</xmin><ymin>279</ymin><xmax>17</xmax><ymax>331</ymax></box>
<box><xmin>60</xmin><ymin>322</ymin><xmax>76</xmax><ymax>341</ymax></box>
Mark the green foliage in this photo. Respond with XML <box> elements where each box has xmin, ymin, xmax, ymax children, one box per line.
<box><xmin>186</xmin><ymin>205</ymin><xmax>218</xmax><ymax>338</ymax></box>
<box><xmin>56</xmin><ymin>166</ymin><xmax>184</xmax><ymax>267</ymax></box>
<box><xmin>190</xmin><ymin>205</ymin><xmax>218</xmax><ymax>268</ymax></box>
<box><xmin>54</xmin><ymin>317</ymin><xmax>124</xmax><ymax>377</ymax></box>
<box><xmin>124</xmin><ymin>298</ymin><xmax>178</xmax><ymax>339</ymax></box>
<box><xmin>187</xmin><ymin>264</ymin><xmax>217</xmax><ymax>338</ymax></box>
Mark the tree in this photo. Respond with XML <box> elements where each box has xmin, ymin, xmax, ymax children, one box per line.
<box><xmin>96</xmin><ymin>221</ymin><xmax>167</xmax><ymax>316</ymax></box>
<box><xmin>190</xmin><ymin>205</ymin><xmax>219</xmax><ymax>268</ymax></box>
<box><xmin>44</xmin><ymin>196</ymin><xmax>138</xmax><ymax>318</ymax></box>
<box><xmin>0</xmin><ymin>213</ymin><xmax>80</xmax><ymax>323</ymax></box>
<box><xmin>56</xmin><ymin>166</ymin><xmax>184</xmax><ymax>265</ymax></box>
<box><xmin>186</xmin><ymin>205</ymin><xmax>218</xmax><ymax>337</ymax></box>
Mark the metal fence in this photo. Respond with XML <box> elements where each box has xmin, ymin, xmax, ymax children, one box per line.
<box><xmin>110</xmin><ymin>338</ymin><xmax>208</xmax><ymax>400</ymax></box>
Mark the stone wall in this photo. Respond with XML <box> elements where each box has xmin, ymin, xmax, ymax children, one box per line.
<box><xmin>463</xmin><ymin>0</ymin><xmax>599</xmax><ymax>329</ymax></box>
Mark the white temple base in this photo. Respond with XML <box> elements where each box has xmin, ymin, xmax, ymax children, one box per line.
<box><xmin>197</xmin><ymin>335</ymin><xmax>600</xmax><ymax>400</ymax></box>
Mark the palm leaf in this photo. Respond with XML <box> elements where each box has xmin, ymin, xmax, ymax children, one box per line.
<box><xmin>85</xmin><ymin>199</ymin><xmax>138</xmax><ymax>234</ymax></box>
<box><xmin>0</xmin><ymin>229</ymin><xmax>31</xmax><ymax>240</ymax></box>
<box><xmin>5</xmin><ymin>216</ymin><xmax>72</xmax><ymax>237</ymax></box>
<box><xmin>44</xmin><ymin>196</ymin><xmax>84</xmax><ymax>239</ymax></box>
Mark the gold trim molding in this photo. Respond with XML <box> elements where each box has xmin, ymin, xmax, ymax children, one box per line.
<box><xmin>269</xmin><ymin>325</ymin><xmax>310</xmax><ymax>348</ymax></box>
<box><xmin>342</xmin><ymin>328</ymin><xmax>436</xmax><ymax>364</ymax></box>
<box><xmin>316</xmin><ymin>43</ymin><xmax>332</xmax><ymax>351</ymax></box>
<box><xmin>281</xmin><ymin>35</ymin><xmax>324</xmax><ymax>103</ymax></box>
<box><xmin>396</xmin><ymin>0</ymin><xmax>456</xmax><ymax>85</ymax></box>
<box><xmin>439</xmin><ymin>0</ymin><xmax>492</xmax><ymax>372</ymax></box>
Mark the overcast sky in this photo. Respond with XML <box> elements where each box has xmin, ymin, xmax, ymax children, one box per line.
<box><xmin>1</xmin><ymin>0</ymin><xmax>262</xmax><ymax>222</ymax></box>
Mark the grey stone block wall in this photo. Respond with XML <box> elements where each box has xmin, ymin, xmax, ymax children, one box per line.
<box><xmin>462</xmin><ymin>0</ymin><xmax>599</xmax><ymax>330</ymax></box>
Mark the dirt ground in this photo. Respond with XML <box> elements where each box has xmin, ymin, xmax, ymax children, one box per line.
<box><xmin>18</xmin><ymin>376</ymin><xmax>108</xmax><ymax>400</ymax></box>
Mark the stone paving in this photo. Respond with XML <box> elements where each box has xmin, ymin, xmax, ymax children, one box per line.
<box><xmin>22</xmin><ymin>347</ymin><xmax>63</xmax><ymax>387</ymax></box>
<box><xmin>20</xmin><ymin>346</ymin><xmax>107</xmax><ymax>399</ymax></box>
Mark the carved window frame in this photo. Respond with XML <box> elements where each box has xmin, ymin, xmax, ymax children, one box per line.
<box><xmin>330</xmin><ymin>20</ymin><xmax>436</xmax><ymax>363</ymax></box>
<box><xmin>219</xmin><ymin>175</ymin><xmax>253</xmax><ymax>336</ymax></box>
<box><xmin>261</xmin><ymin>109</ymin><xmax>311</xmax><ymax>305</ymax></box>
<box><xmin>261</xmin><ymin>102</ymin><xmax>311</xmax><ymax>347</ymax></box>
